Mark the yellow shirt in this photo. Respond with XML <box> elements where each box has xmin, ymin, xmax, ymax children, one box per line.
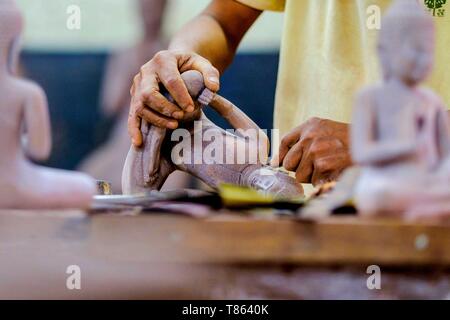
<box><xmin>237</xmin><ymin>0</ymin><xmax>450</xmax><ymax>136</ymax></box>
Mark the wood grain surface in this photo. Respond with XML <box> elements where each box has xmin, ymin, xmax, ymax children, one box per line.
<box><xmin>0</xmin><ymin>210</ymin><xmax>449</xmax><ymax>299</ymax></box>
<box><xmin>1</xmin><ymin>210</ymin><xmax>449</xmax><ymax>266</ymax></box>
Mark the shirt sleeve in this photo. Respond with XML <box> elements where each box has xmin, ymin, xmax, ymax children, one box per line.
<box><xmin>235</xmin><ymin>0</ymin><xmax>285</xmax><ymax>12</ymax></box>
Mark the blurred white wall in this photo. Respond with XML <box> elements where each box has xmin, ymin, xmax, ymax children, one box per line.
<box><xmin>16</xmin><ymin>0</ymin><xmax>283</xmax><ymax>52</ymax></box>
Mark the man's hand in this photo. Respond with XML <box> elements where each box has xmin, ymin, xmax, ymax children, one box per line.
<box><xmin>128</xmin><ymin>50</ymin><xmax>220</xmax><ymax>146</ymax></box>
<box><xmin>271</xmin><ymin>118</ymin><xmax>352</xmax><ymax>186</ymax></box>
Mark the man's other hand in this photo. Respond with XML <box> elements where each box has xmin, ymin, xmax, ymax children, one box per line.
<box><xmin>272</xmin><ymin>117</ymin><xmax>352</xmax><ymax>186</ymax></box>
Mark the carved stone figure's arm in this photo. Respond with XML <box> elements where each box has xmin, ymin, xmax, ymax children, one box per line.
<box><xmin>436</xmin><ymin>104</ymin><xmax>450</xmax><ymax>160</ymax></box>
<box><xmin>419</xmin><ymin>88</ymin><xmax>450</xmax><ymax>161</ymax></box>
<box><xmin>351</xmin><ymin>89</ymin><xmax>416</xmax><ymax>166</ymax></box>
<box><xmin>357</xmin><ymin>142</ymin><xmax>417</xmax><ymax>166</ymax></box>
<box><xmin>8</xmin><ymin>38</ymin><xmax>21</xmax><ymax>75</ymax></box>
<box><xmin>351</xmin><ymin>90</ymin><xmax>375</xmax><ymax>165</ymax></box>
<box><xmin>176</xmin><ymin>70</ymin><xmax>268</xmax><ymax>143</ymax></box>
<box><xmin>209</xmin><ymin>95</ymin><xmax>259</xmax><ymax>131</ymax></box>
<box><xmin>211</xmin><ymin>95</ymin><xmax>269</xmax><ymax>160</ymax></box>
<box><xmin>142</xmin><ymin>122</ymin><xmax>167</xmax><ymax>184</ymax></box>
<box><xmin>22</xmin><ymin>83</ymin><xmax>52</xmax><ymax>161</ymax></box>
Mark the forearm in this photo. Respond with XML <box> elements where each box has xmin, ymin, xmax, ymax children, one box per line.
<box><xmin>23</xmin><ymin>86</ymin><xmax>52</xmax><ymax>161</ymax></box>
<box><xmin>25</xmin><ymin>111</ymin><xmax>51</xmax><ymax>161</ymax></box>
<box><xmin>356</xmin><ymin>141</ymin><xmax>416</xmax><ymax>166</ymax></box>
<box><xmin>169</xmin><ymin>0</ymin><xmax>261</xmax><ymax>73</ymax></box>
<box><xmin>169</xmin><ymin>16</ymin><xmax>235</xmax><ymax>73</ymax></box>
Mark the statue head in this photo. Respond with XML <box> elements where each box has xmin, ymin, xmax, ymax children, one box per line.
<box><xmin>0</xmin><ymin>0</ymin><xmax>23</xmax><ymax>74</ymax></box>
<box><xmin>378</xmin><ymin>0</ymin><xmax>435</xmax><ymax>86</ymax></box>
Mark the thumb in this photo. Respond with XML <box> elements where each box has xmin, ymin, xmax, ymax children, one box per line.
<box><xmin>190</xmin><ymin>56</ymin><xmax>220</xmax><ymax>92</ymax></box>
<box><xmin>202</xmin><ymin>68</ymin><xmax>220</xmax><ymax>92</ymax></box>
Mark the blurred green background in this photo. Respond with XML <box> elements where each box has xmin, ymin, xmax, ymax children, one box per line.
<box><xmin>16</xmin><ymin>0</ymin><xmax>283</xmax><ymax>52</ymax></box>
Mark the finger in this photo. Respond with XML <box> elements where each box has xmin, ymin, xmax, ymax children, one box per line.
<box><xmin>138</xmin><ymin>107</ymin><xmax>178</xmax><ymax>130</ymax></box>
<box><xmin>134</xmin><ymin>69</ymin><xmax>185</xmax><ymax>119</ymax></box>
<box><xmin>282</xmin><ymin>142</ymin><xmax>304</xmax><ymax>172</ymax></box>
<box><xmin>142</xmin><ymin>89</ymin><xmax>185</xmax><ymax>120</ymax></box>
<box><xmin>309</xmin><ymin>140</ymin><xmax>351</xmax><ymax>186</ymax></box>
<box><xmin>136</xmin><ymin>68</ymin><xmax>159</xmax><ymax>99</ymax></box>
<box><xmin>157</xmin><ymin>62</ymin><xmax>195</xmax><ymax>113</ymax></box>
<box><xmin>278</xmin><ymin>130</ymin><xmax>302</xmax><ymax>166</ymax></box>
<box><xmin>192</xmin><ymin>57</ymin><xmax>220</xmax><ymax>92</ymax></box>
<box><xmin>135</xmin><ymin>65</ymin><xmax>186</xmax><ymax>118</ymax></box>
<box><xmin>295</xmin><ymin>142</ymin><xmax>314</xmax><ymax>183</ymax></box>
<box><xmin>311</xmin><ymin>155</ymin><xmax>346</xmax><ymax>186</ymax></box>
<box><xmin>311</xmin><ymin>170</ymin><xmax>340</xmax><ymax>187</ymax></box>
<box><xmin>178</xmin><ymin>53</ymin><xmax>220</xmax><ymax>92</ymax></box>
<box><xmin>130</xmin><ymin>73</ymin><xmax>140</xmax><ymax>97</ymax></box>
<box><xmin>128</xmin><ymin>109</ymin><xmax>142</xmax><ymax>147</ymax></box>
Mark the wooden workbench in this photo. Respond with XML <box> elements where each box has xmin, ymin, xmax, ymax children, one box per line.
<box><xmin>0</xmin><ymin>210</ymin><xmax>449</xmax><ymax>299</ymax></box>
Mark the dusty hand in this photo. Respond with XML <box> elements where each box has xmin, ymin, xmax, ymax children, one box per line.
<box><xmin>271</xmin><ymin>118</ymin><xmax>352</xmax><ymax>186</ymax></box>
<box><xmin>128</xmin><ymin>50</ymin><xmax>220</xmax><ymax>146</ymax></box>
